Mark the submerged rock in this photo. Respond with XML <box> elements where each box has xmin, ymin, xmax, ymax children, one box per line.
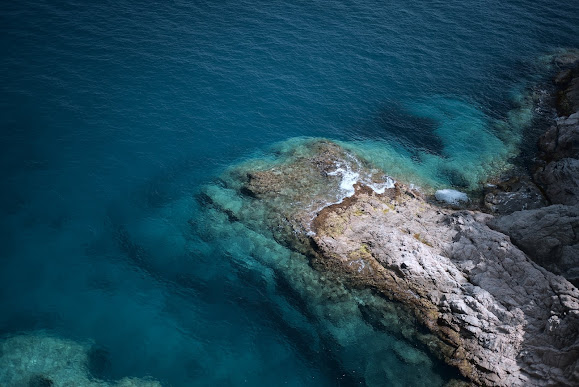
<box><xmin>0</xmin><ymin>333</ymin><xmax>160</xmax><ymax>387</ymax></box>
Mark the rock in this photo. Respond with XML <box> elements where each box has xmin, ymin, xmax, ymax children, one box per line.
<box><xmin>488</xmin><ymin>204</ymin><xmax>579</xmax><ymax>286</ymax></box>
<box><xmin>537</xmin><ymin>113</ymin><xmax>579</xmax><ymax>162</ymax></box>
<box><xmin>532</xmin><ymin>52</ymin><xmax>579</xmax><ymax>205</ymax></box>
<box><xmin>534</xmin><ymin>157</ymin><xmax>579</xmax><ymax>205</ymax></box>
<box><xmin>311</xmin><ymin>184</ymin><xmax>579</xmax><ymax>386</ymax></box>
<box><xmin>552</xmin><ymin>51</ymin><xmax>579</xmax><ymax>116</ymax></box>
<box><xmin>202</xmin><ymin>138</ymin><xmax>579</xmax><ymax>386</ymax></box>
<box><xmin>532</xmin><ymin>111</ymin><xmax>579</xmax><ymax>206</ymax></box>
<box><xmin>483</xmin><ymin>175</ymin><xmax>547</xmax><ymax>214</ymax></box>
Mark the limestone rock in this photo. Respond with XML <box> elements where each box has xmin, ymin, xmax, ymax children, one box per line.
<box><xmin>311</xmin><ymin>186</ymin><xmax>579</xmax><ymax>386</ymax></box>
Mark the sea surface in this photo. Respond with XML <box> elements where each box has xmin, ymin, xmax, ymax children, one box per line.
<box><xmin>1</xmin><ymin>0</ymin><xmax>578</xmax><ymax>385</ymax></box>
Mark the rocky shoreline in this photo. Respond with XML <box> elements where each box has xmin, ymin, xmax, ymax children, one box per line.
<box><xmin>199</xmin><ymin>52</ymin><xmax>579</xmax><ymax>386</ymax></box>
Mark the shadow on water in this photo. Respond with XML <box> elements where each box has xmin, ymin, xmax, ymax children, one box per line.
<box><xmin>348</xmin><ymin>102</ymin><xmax>445</xmax><ymax>156</ymax></box>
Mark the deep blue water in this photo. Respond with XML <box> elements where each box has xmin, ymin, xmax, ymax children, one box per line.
<box><xmin>1</xmin><ymin>0</ymin><xmax>578</xmax><ymax>385</ymax></box>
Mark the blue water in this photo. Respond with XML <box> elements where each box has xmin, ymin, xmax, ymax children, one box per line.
<box><xmin>1</xmin><ymin>0</ymin><xmax>578</xmax><ymax>385</ymax></box>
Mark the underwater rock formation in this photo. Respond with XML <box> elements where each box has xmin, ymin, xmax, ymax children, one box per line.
<box><xmin>0</xmin><ymin>333</ymin><xmax>160</xmax><ymax>387</ymax></box>
<box><xmin>201</xmin><ymin>137</ymin><xmax>578</xmax><ymax>386</ymax></box>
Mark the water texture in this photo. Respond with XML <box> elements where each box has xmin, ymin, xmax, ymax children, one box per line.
<box><xmin>1</xmin><ymin>0</ymin><xmax>578</xmax><ymax>385</ymax></box>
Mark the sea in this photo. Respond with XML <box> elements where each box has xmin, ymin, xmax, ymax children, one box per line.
<box><xmin>1</xmin><ymin>0</ymin><xmax>578</xmax><ymax>386</ymax></box>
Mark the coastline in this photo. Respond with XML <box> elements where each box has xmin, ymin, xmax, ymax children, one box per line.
<box><xmin>199</xmin><ymin>51</ymin><xmax>579</xmax><ymax>386</ymax></box>
<box><xmin>3</xmin><ymin>51</ymin><xmax>576</xmax><ymax>386</ymax></box>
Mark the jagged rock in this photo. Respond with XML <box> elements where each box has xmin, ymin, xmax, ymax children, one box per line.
<box><xmin>488</xmin><ymin>204</ymin><xmax>579</xmax><ymax>286</ymax></box>
<box><xmin>534</xmin><ymin>157</ymin><xmax>579</xmax><ymax>205</ymax></box>
<box><xmin>533</xmin><ymin>111</ymin><xmax>579</xmax><ymax>205</ymax></box>
<box><xmin>203</xmin><ymin>138</ymin><xmax>579</xmax><ymax>386</ymax></box>
<box><xmin>537</xmin><ymin>113</ymin><xmax>579</xmax><ymax>162</ymax></box>
<box><xmin>532</xmin><ymin>52</ymin><xmax>579</xmax><ymax>205</ymax></box>
<box><xmin>311</xmin><ymin>184</ymin><xmax>579</xmax><ymax>386</ymax></box>
<box><xmin>552</xmin><ymin>51</ymin><xmax>579</xmax><ymax>116</ymax></box>
<box><xmin>483</xmin><ymin>175</ymin><xmax>547</xmax><ymax>214</ymax></box>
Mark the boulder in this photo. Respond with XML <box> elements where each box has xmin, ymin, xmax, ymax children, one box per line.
<box><xmin>534</xmin><ymin>157</ymin><xmax>579</xmax><ymax>205</ymax></box>
<box><xmin>489</xmin><ymin>204</ymin><xmax>579</xmax><ymax>286</ymax></box>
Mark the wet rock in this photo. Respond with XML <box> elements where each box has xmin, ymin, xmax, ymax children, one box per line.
<box><xmin>489</xmin><ymin>204</ymin><xmax>579</xmax><ymax>286</ymax></box>
<box><xmin>552</xmin><ymin>50</ymin><xmax>579</xmax><ymax>116</ymax></box>
<box><xmin>532</xmin><ymin>52</ymin><xmax>579</xmax><ymax>205</ymax></box>
<box><xmin>533</xmin><ymin>112</ymin><xmax>579</xmax><ymax>205</ymax></box>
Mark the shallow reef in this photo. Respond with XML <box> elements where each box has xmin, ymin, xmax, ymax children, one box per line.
<box><xmin>0</xmin><ymin>333</ymin><xmax>160</xmax><ymax>387</ymax></box>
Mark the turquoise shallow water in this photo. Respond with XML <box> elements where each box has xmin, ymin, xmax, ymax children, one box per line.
<box><xmin>1</xmin><ymin>0</ymin><xmax>578</xmax><ymax>385</ymax></box>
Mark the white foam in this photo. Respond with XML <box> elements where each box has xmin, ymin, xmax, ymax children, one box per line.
<box><xmin>328</xmin><ymin>167</ymin><xmax>359</xmax><ymax>197</ymax></box>
<box><xmin>329</xmin><ymin>160</ymin><xmax>396</xmax><ymax>198</ymax></box>
<box><xmin>367</xmin><ymin>177</ymin><xmax>395</xmax><ymax>194</ymax></box>
<box><xmin>435</xmin><ymin>189</ymin><xmax>468</xmax><ymax>205</ymax></box>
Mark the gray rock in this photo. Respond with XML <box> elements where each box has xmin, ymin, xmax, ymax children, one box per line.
<box><xmin>534</xmin><ymin>157</ymin><xmax>579</xmax><ymax>205</ymax></box>
<box><xmin>537</xmin><ymin>113</ymin><xmax>579</xmax><ymax>162</ymax></box>
<box><xmin>311</xmin><ymin>184</ymin><xmax>579</xmax><ymax>386</ymax></box>
<box><xmin>483</xmin><ymin>176</ymin><xmax>547</xmax><ymax>214</ymax></box>
<box><xmin>206</xmin><ymin>139</ymin><xmax>579</xmax><ymax>386</ymax></box>
<box><xmin>488</xmin><ymin>204</ymin><xmax>579</xmax><ymax>286</ymax></box>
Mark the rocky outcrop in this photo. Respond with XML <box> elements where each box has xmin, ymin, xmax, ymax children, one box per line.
<box><xmin>201</xmin><ymin>55</ymin><xmax>579</xmax><ymax>384</ymax></box>
<box><xmin>210</xmin><ymin>138</ymin><xmax>579</xmax><ymax>386</ymax></box>
<box><xmin>199</xmin><ymin>139</ymin><xmax>465</xmax><ymax>386</ymax></box>
<box><xmin>489</xmin><ymin>205</ymin><xmax>579</xmax><ymax>286</ymax></box>
<box><xmin>310</xmin><ymin>182</ymin><xmax>579</xmax><ymax>386</ymax></box>
<box><xmin>483</xmin><ymin>175</ymin><xmax>547</xmax><ymax>214</ymax></box>
<box><xmin>534</xmin><ymin>113</ymin><xmax>579</xmax><ymax>205</ymax></box>
<box><xmin>487</xmin><ymin>53</ymin><xmax>579</xmax><ymax>288</ymax></box>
